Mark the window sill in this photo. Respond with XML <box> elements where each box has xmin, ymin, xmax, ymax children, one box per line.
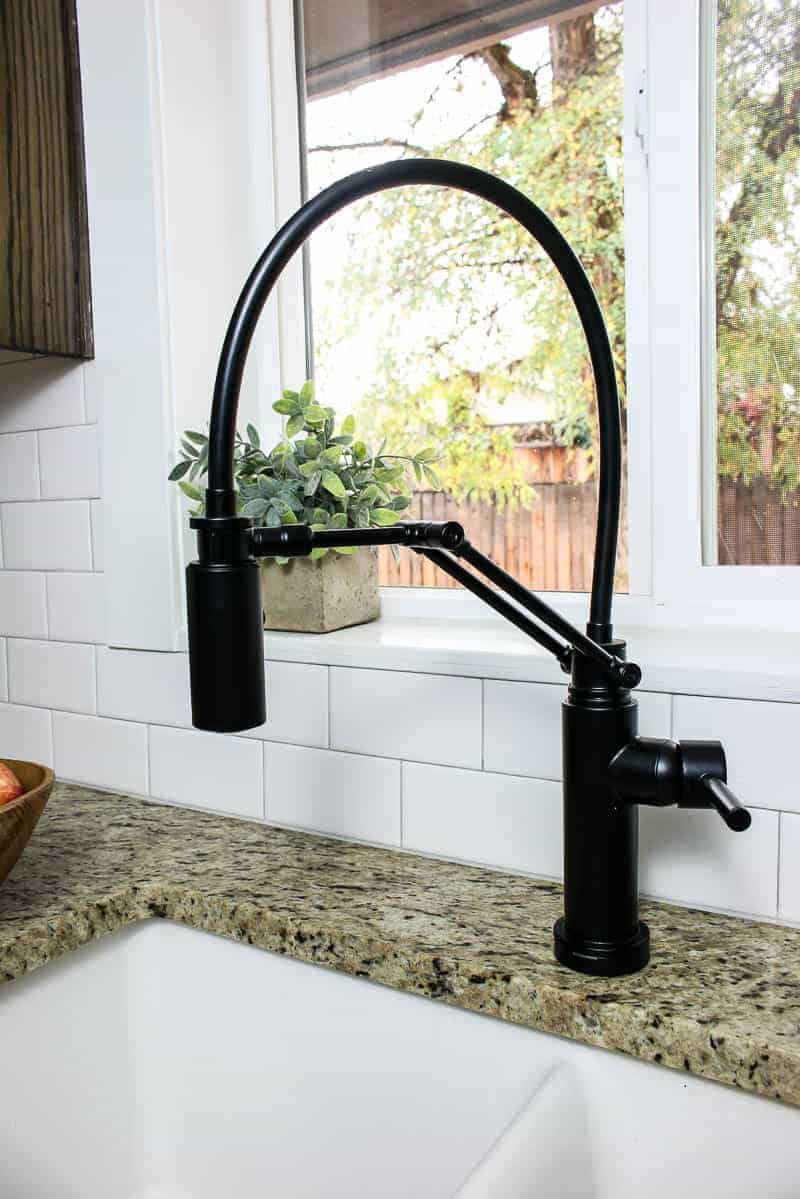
<box><xmin>263</xmin><ymin>613</ymin><xmax>800</xmax><ymax>703</ymax></box>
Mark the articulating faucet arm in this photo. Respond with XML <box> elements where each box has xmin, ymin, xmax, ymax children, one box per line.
<box><xmin>246</xmin><ymin>519</ymin><xmax>641</xmax><ymax>690</ymax></box>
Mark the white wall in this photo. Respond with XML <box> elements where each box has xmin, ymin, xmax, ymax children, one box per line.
<box><xmin>0</xmin><ymin>361</ymin><xmax>795</xmax><ymax>931</ymax></box>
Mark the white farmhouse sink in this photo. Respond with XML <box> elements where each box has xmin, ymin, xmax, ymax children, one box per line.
<box><xmin>1</xmin><ymin>920</ymin><xmax>798</xmax><ymax>1198</ymax></box>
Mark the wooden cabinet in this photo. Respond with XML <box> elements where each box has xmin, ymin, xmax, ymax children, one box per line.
<box><xmin>0</xmin><ymin>0</ymin><xmax>93</xmax><ymax>358</ymax></box>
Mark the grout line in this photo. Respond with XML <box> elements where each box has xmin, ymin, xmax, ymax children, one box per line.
<box><xmin>262</xmin><ymin>741</ymin><xmax>268</xmax><ymax>821</ymax></box>
<box><xmin>480</xmin><ymin>679</ymin><xmax>485</xmax><ymax>770</ymax></box>
<box><xmin>326</xmin><ymin>664</ymin><xmax>332</xmax><ymax>748</ymax></box>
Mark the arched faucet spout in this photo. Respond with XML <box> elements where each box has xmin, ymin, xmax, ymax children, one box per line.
<box><xmin>205</xmin><ymin>159</ymin><xmax>622</xmax><ymax>641</ymax></box>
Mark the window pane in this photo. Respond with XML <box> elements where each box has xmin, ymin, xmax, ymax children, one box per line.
<box><xmin>711</xmin><ymin>0</ymin><xmax>800</xmax><ymax>565</ymax></box>
<box><xmin>300</xmin><ymin>1</ymin><xmax>626</xmax><ymax>590</ymax></box>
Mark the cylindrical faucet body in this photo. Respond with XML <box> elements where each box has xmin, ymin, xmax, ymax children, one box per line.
<box><xmin>554</xmin><ymin>644</ymin><xmax>650</xmax><ymax>975</ymax></box>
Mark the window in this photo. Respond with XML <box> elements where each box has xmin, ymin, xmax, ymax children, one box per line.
<box><xmin>704</xmin><ymin>0</ymin><xmax>800</xmax><ymax>568</ymax></box>
<box><xmin>298</xmin><ymin>0</ymin><xmax>627</xmax><ymax>593</ymax></box>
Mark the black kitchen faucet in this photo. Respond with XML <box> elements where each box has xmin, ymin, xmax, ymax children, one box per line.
<box><xmin>186</xmin><ymin>159</ymin><xmax>751</xmax><ymax>977</ymax></box>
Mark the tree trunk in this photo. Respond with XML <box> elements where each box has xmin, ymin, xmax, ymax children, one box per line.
<box><xmin>549</xmin><ymin>15</ymin><xmax>596</xmax><ymax>90</ymax></box>
<box><xmin>475</xmin><ymin>42</ymin><xmax>538</xmax><ymax>121</ymax></box>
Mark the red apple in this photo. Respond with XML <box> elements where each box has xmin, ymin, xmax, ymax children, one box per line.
<box><xmin>0</xmin><ymin>763</ymin><xmax>24</xmax><ymax>805</ymax></box>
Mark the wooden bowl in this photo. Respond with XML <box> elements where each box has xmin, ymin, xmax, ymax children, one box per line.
<box><xmin>0</xmin><ymin>760</ymin><xmax>54</xmax><ymax>887</ymax></box>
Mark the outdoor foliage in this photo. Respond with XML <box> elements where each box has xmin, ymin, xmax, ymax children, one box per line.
<box><xmin>168</xmin><ymin>381</ymin><xmax>439</xmax><ymax>562</ymax></box>
<box><xmin>311</xmin><ymin>1</ymin><xmax>800</xmax><ymax>505</ymax></box>
<box><xmin>310</xmin><ymin>10</ymin><xmax>624</xmax><ymax>505</ymax></box>
<box><xmin>715</xmin><ymin>0</ymin><xmax>800</xmax><ymax>498</ymax></box>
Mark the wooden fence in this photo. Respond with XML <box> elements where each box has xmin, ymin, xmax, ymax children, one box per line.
<box><xmin>379</xmin><ymin>479</ymin><xmax>800</xmax><ymax>591</ymax></box>
<box><xmin>718</xmin><ymin>479</ymin><xmax>800</xmax><ymax>565</ymax></box>
<box><xmin>379</xmin><ymin>484</ymin><xmax>608</xmax><ymax>592</ymax></box>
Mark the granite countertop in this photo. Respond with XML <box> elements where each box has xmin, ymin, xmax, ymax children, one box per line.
<box><xmin>1</xmin><ymin>783</ymin><xmax>799</xmax><ymax>1107</ymax></box>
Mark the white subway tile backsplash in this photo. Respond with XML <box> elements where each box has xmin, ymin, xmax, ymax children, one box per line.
<box><xmin>242</xmin><ymin>661</ymin><xmax>328</xmax><ymax>747</ymax></box>
<box><xmin>779</xmin><ymin>814</ymin><xmax>800</xmax><ymax>922</ymax></box>
<box><xmin>330</xmin><ymin>667</ymin><xmax>481</xmax><ymax>768</ymax></box>
<box><xmin>266</xmin><ymin>743</ymin><xmax>401</xmax><ymax>845</ymax></box>
<box><xmin>53</xmin><ymin>712</ymin><xmax>147</xmax><ymax>793</ymax></box>
<box><xmin>483</xmin><ymin>681</ymin><xmax>562</xmax><ymax>780</ymax></box>
<box><xmin>484</xmin><ymin>682</ymin><xmax>670</xmax><ymax>780</ymax></box>
<box><xmin>98</xmin><ymin>648</ymin><xmax>191</xmax><ymax>728</ymax></box>
<box><xmin>0</xmin><ymin>572</ymin><xmax>48</xmax><ymax>638</ymax></box>
<box><xmin>8</xmin><ymin>639</ymin><xmax>95</xmax><ymax>714</ymax></box>
<box><xmin>46</xmin><ymin>573</ymin><xmax>106</xmax><ymax>643</ymax></box>
<box><xmin>0</xmin><ymin>360</ymin><xmax>85</xmax><ymax>432</ymax></box>
<box><xmin>38</xmin><ymin>425</ymin><xmax>100</xmax><ymax>499</ymax></box>
<box><xmin>0</xmin><ymin>702</ymin><xmax>52</xmax><ymax>765</ymax></box>
<box><xmin>640</xmin><ymin>804</ymin><xmax>779</xmax><ymax>918</ymax></box>
<box><xmin>403</xmin><ymin>763</ymin><xmax>562</xmax><ymax>878</ymax></box>
<box><xmin>90</xmin><ymin>501</ymin><xmax>104</xmax><ymax>571</ymax></box>
<box><xmin>1</xmin><ymin>500</ymin><xmax>92</xmax><ymax>571</ymax></box>
<box><xmin>0</xmin><ymin>433</ymin><xmax>39</xmax><ymax>500</ymax></box>
<box><xmin>674</xmin><ymin>695</ymin><xmax>800</xmax><ymax>814</ymax></box>
<box><xmin>149</xmin><ymin>725</ymin><xmax>262</xmax><ymax>818</ymax></box>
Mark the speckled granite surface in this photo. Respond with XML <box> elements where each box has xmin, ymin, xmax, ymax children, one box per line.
<box><xmin>1</xmin><ymin>782</ymin><xmax>799</xmax><ymax>1107</ymax></box>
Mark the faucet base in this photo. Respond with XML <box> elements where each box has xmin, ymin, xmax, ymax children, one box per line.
<box><xmin>553</xmin><ymin>918</ymin><xmax>650</xmax><ymax>977</ymax></box>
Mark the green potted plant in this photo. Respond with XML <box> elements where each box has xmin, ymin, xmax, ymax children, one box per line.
<box><xmin>170</xmin><ymin>382</ymin><xmax>440</xmax><ymax>632</ymax></box>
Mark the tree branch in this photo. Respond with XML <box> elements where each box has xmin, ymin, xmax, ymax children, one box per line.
<box><xmin>308</xmin><ymin>137</ymin><xmax>429</xmax><ymax>156</ymax></box>
<box><xmin>471</xmin><ymin>43</ymin><xmax>539</xmax><ymax>121</ymax></box>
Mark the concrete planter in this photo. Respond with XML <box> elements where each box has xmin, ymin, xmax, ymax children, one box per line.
<box><xmin>261</xmin><ymin>547</ymin><xmax>380</xmax><ymax>633</ymax></box>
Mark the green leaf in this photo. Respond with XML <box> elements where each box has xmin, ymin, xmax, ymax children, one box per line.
<box><xmin>168</xmin><ymin>460</ymin><xmax>190</xmax><ymax>481</ymax></box>
<box><xmin>370</xmin><ymin>508</ymin><xmax>401</xmax><ymax>526</ymax></box>
<box><xmin>299</xmin><ymin>460</ymin><xmax>321</xmax><ymax>477</ymax></box>
<box><xmin>303</xmin><ymin>437</ymin><xmax>322</xmax><ymax>457</ymax></box>
<box><xmin>183</xmin><ymin>431</ymin><xmax>208</xmax><ymax>446</ymax></box>
<box><xmin>342</xmin><ymin>413</ymin><xmax>356</xmax><ymax>436</ymax></box>
<box><xmin>310</xmin><ymin>546</ymin><xmax>328</xmax><ymax>561</ymax></box>
<box><xmin>303</xmin><ymin>471</ymin><xmax>321</xmax><ymax>497</ymax></box>
<box><xmin>178</xmin><ymin>480</ymin><xmax>203</xmax><ymax>502</ymax></box>
<box><xmin>272</xmin><ymin>397</ymin><xmax>298</xmax><ymax>416</ymax></box>
<box><xmin>300</xmin><ymin>379</ymin><xmax>315</xmax><ymax>403</ymax></box>
<box><xmin>242</xmin><ymin>498</ymin><xmax>269</xmax><ymax>519</ymax></box>
<box><xmin>280</xmin><ymin>507</ymin><xmax>298</xmax><ymax>524</ymax></box>
<box><xmin>334</xmin><ymin>545</ymin><xmax>358</xmax><ymax>555</ymax></box>
<box><xmin>390</xmin><ymin>494</ymin><xmax>410</xmax><ymax>510</ymax></box>
<box><xmin>329</xmin><ymin>511</ymin><xmax>348</xmax><ymax>529</ymax></box>
<box><xmin>320</xmin><ymin>446</ymin><xmax>341</xmax><ymax>466</ymax></box>
<box><xmin>246</xmin><ymin>424</ymin><xmax>260</xmax><ymax>449</ymax></box>
<box><xmin>285</xmin><ymin>413</ymin><xmax>304</xmax><ymax>439</ymax></box>
<box><xmin>353</xmin><ymin>441</ymin><xmax>368</xmax><ymax>461</ymax></box>
<box><xmin>423</xmin><ymin>465</ymin><xmax>442</xmax><ymax>490</ymax></box>
<box><xmin>321</xmin><ymin>470</ymin><xmax>347</xmax><ymax>498</ymax></box>
<box><xmin>305</xmin><ymin>403</ymin><xmax>327</xmax><ymax>426</ymax></box>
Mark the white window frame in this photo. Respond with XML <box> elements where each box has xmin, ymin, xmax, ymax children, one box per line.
<box><xmin>641</xmin><ymin>0</ymin><xmax>800</xmax><ymax>630</ymax></box>
<box><xmin>87</xmin><ymin>0</ymin><xmax>799</xmax><ymax>653</ymax></box>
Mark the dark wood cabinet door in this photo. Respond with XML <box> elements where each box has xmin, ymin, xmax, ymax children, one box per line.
<box><xmin>0</xmin><ymin>0</ymin><xmax>93</xmax><ymax>358</ymax></box>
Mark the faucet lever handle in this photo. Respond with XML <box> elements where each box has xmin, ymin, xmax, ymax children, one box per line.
<box><xmin>701</xmin><ymin>776</ymin><xmax>752</xmax><ymax>832</ymax></box>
